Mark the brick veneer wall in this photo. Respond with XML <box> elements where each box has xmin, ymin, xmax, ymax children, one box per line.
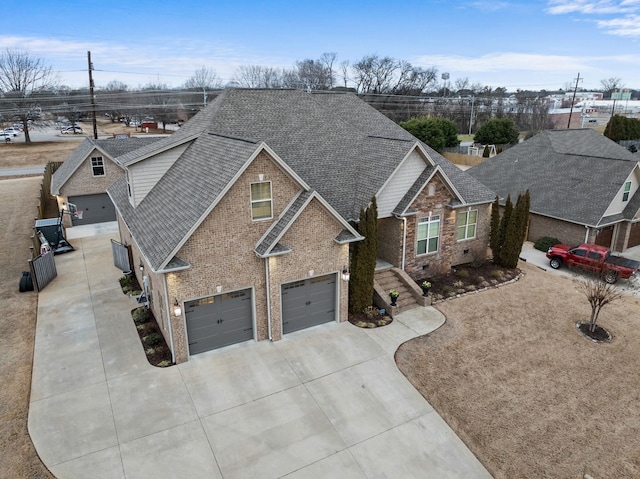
<box><xmin>527</xmin><ymin>213</ymin><xmax>591</xmax><ymax>246</ymax></box>
<box><xmin>124</xmin><ymin>150</ymin><xmax>349</xmax><ymax>364</ymax></box>
<box><xmin>266</xmin><ymin>198</ymin><xmax>349</xmax><ymax>341</ymax></box>
<box><xmin>401</xmin><ymin>175</ymin><xmax>491</xmax><ymax>279</ymax></box>
<box><xmin>449</xmin><ymin>203</ymin><xmax>491</xmax><ymax>267</ymax></box>
<box><xmin>377</xmin><ymin>216</ymin><xmax>403</xmax><ymax>267</ymax></box>
<box><xmin>59</xmin><ymin>151</ymin><xmax>123</xmax><ymax>197</ymax></box>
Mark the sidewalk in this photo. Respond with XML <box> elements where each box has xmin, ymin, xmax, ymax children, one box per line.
<box><xmin>28</xmin><ymin>232</ymin><xmax>492</xmax><ymax>479</ymax></box>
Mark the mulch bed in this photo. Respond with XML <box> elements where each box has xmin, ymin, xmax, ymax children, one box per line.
<box><xmin>348</xmin><ymin>307</ymin><xmax>393</xmax><ymax>328</ymax></box>
<box><xmin>577</xmin><ymin>322</ymin><xmax>612</xmax><ymax>342</ymax></box>
<box><xmin>417</xmin><ymin>261</ymin><xmax>520</xmax><ymax>301</ymax></box>
<box><xmin>131</xmin><ymin>307</ymin><xmax>174</xmax><ymax>367</ymax></box>
<box><xmin>119</xmin><ymin>274</ymin><xmax>173</xmax><ymax>367</ymax></box>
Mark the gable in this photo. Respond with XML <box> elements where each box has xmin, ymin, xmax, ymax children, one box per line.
<box><xmin>127</xmin><ymin>142</ymin><xmax>191</xmax><ymax>207</ymax></box>
<box><xmin>377</xmin><ymin>146</ymin><xmax>429</xmax><ymax>218</ymax></box>
<box><xmin>603</xmin><ymin>165</ymin><xmax>640</xmax><ymax>217</ymax></box>
<box><xmin>59</xmin><ymin>147</ymin><xmax>123</xmax><ymax>197</ymax></box>
<box><xmin>175</xmin><ymin>150</ymin><xmax>303</xmax><ymax>265</ymax></box>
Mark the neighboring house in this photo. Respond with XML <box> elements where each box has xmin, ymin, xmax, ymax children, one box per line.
<box><xmin>51</xmin><ymin>137</ymin><xmax>161</xmax><ymax>226</ymax></box>
<box><xmin>107</xmin><ymin>89</ymin><xmax>495</xmax><ymax>363</ymax></box>
<box><xmin>468</xmin><ymin>129</ymin><xmax>640</xmax><ymax>252</ymax></box>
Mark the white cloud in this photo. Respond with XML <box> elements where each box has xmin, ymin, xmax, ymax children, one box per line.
<box><xmin>597</xmin><ymin>13</ymin><xmax>640</xmax><ymax>35</ymax></box>
<box><xmin>546</xmin><ymin>0</ymin><xmax>639</xmax><ymax>15</ymax></box>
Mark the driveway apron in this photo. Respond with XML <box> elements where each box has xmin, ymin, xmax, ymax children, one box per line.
<box><xmin>28</xmin><ymin>232</ymin><xmax>492</xmax><ymax>479</ymax></box>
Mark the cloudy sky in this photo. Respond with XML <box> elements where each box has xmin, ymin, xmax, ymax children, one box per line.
<box><xmin>1</xmin><ymin>0</ymin><xmax>638</xmax><ymax>91</ymax></box>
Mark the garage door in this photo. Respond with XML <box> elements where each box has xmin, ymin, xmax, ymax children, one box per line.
<box><xmin>184</xmin><ymin>289</ymin><xmax>253</xmax><ymax>355</ymax></box>
<box><xmin>282</xmin><ymin>274</ymin><xmax>336</xmax><ymax>334</ymax></box>
<box><xmin>628</xmin><ymin>223</ymin><xmax>640</xmax><ymax>248</ymax></box>
<box><xmin>595</xmin><ymin>225</ymin><xmax>614</xmax><ymax>248</ymax></box>
<box><xmin>69</xmin><ymin>194</ymin><xmax>116</xmax><ymax>226</ymax></box>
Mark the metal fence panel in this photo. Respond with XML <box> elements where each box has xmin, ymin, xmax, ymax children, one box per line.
<box><xmin>29</xmin><ymin>252</ymin><xmax>57</xmax><ymax>292</ymax></box>
<box><xmin>111</xmin><ymin>239</ymin><xmax>131</xmax><ymax>272</ymax></box>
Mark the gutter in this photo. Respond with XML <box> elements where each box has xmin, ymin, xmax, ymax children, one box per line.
<box><xmin>265</xmin><ymin>257</ymin><xmax>272</xmax><ymax>340</ymax></box>
<box><xmin>162</xmin><ymin>274</ymin><xmax>176</xmax><ymax>364</ymax></box>
<box><xmin>395</xmin><ymin>215</ymin><xmax>408</xmax><ymax>271</ymax></box>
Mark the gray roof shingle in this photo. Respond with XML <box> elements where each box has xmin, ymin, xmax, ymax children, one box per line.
<box><xmin>51</xmin><ymin>136</ymin><xmax>161</xmax><ymax>194</ymax></box>
<box><xmin>468</xmin><ymin>129</ymin><xmax>639</xmax><ymax>226</ymax></box>
<box><xmin>111</xmin><ymin>89</ymin><xmax>493</xmax><ymax>270</ymax></box>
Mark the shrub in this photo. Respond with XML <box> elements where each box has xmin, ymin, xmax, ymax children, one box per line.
<box><xmin>534</xmin><ymin>236</ymin><xmax>561</xmax><ymax>252</ymax></box>
<box><xmin>490</xmin><ymin>270</ymin><xmax>504</xmax><ymax>279</ymax></box>
<box><xmin>143</xmin><ymin>333</ymin><xmax>161</xmax><ymax>346</ymax></box>
<box><xmin>456</xmin><ymin>269</ymin><xmax>469</xmax><ymax>278</ymax></box>
<box><xmin>157</xmin><ymin>360</ymin><xmax>172</xmax><ymax>368</ymax></box>
<box><xmin>132</xmin><ymin>307</ymin><xmax>150</xmax><ymax>325</ymax></box>
<box><xmin>453</xmin><ymin>280</ymin><xmax>465</xmax><ymax>288</ymax></box>
<box><xmin>443</xmin><ymin>285</ymin><xmax>455</xmax><ymax>296</ymax></box>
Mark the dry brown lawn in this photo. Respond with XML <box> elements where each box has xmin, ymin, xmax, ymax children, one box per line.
<box><xmin>0</xmin><ymin>177</ymin><xmax>55</xmax><ymax>478</ymax></box>
<box><xmin>0</xmin><ymin>141</ymin><xmax>79</xmax><ymax>168</ymax></box>
<box><xmin>397</xmin><ymin>263</ymin><xmax>640</xmax><ymax>479</ymax></box>
<box><xmin>0</xmin><ymin>142</ymin><xmax>76</xmax><ymax>478</ymax></box>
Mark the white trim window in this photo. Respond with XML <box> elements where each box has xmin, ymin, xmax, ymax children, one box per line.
<box><xmin>91</xmin><ymin>156</ymin><xmax>105</xmax><ymax>176</ymax></box>
<box><xmin>250</xmin><ymin>181</ymin><xmax>272</xmax><ymax>220</ymax></box>
<box><xmin>456</xmin><ymin>209</ymin><xmax>478</xmax><ymax>241</ymax></box>
<box><xmin>417</xmin><ymin>215</ymin><xmax>440</xmax><ymax>255</ymax></box>
<box><xmin>623</xmin><ymin>181</ymin><xmax>631</xmax><ymax>202</ymax></box>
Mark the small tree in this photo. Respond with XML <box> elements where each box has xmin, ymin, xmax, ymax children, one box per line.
<box><xmin>348</xmin><ymin>196</ymin><xmax>378</xmax><ymax>313</ymax></box>
<box><xmin>474</xmin><ymin>118</ymin><xmax>519</xmax><ymax>145</ymax></box>
<box><xmin>489</xmin><ymin>195</ymin><xmax>501</xmax><ymax>259</ymax></box>
<box><xmin>578</xmin><ymin>275</ymin><xmax>623</xmax><ymax>334</ymax></box>
<box><xmin>399</xmin><ymin>117</ymin><xmax>460</xmax><ymax>152</ymax></box>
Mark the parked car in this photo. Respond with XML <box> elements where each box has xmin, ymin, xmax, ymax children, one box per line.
<box><xmin>2</xmin><ymin>127</ymin><xmax>19</xmax><ymax>136</ymax></box>
<box><xmin>61</xmin><ymin>126</ymin><xmax>83</xmax><ymax>134</ymax></box>
<box><xmin>0</xmin><ymin>132</ymin><xmax>11</xmax><ymax>142</ymax></box>
<box><xmin>546</xmin><ymin>243</ymin><xmax>640</xmax><ymax>283</ymax></box>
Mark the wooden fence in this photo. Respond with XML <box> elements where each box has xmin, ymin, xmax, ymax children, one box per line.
<box><xmin>32</xmin><ymin>161</ymin><xmax>63</xmax><ymax>260</ymax></box>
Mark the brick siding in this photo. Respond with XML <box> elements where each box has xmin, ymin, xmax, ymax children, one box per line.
<box><xmin>121</xmin><ymin>151</ymin><xmax>349</xmax><ymax>364</ymax></box>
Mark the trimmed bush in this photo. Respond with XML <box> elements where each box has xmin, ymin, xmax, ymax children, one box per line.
<box><xmin>534</xmin><ymin>236</ymin><xmax>561</xmax><ymax>252</ymax></box>
<box><xmin>143</xmin><ymin>333</ymin><xmax>161</xmax><ymax>346</ymax></box>
<box><xmin>132</xmin><ymin>307</ymin><xmax>150</xmax><ymax>325</ymax></box>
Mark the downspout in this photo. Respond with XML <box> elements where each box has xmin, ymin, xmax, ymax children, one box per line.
<box><xmin>265</xmin><ymin>257</ymin><xmax>272</xmax><ymax>340</ymax></box>
<box><xmin>584</xmin><ymin>225</ymin><xmax>590</xmax><ymax>244</ymax></box>
<box><xmin>162</xmin><ymin>274</ymin><xmax>176</xmax><ymax>364</ymax></box>
<box><xmin>401</xmin><ymin>216</ymin><xmax>407</xmax><ymax>271</ymax></box>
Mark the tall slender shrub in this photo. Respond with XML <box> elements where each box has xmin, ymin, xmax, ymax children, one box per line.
<box><xmin>348</xmin><ymin>197</ymin><xmax>378</xmax><ymax>313</ymax></box>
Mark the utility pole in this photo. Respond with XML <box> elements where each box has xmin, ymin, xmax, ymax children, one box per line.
<box><xmin>468</xmin><ymin>96</ymin><xmax>475</xmax><ymax>135</ymax></box>
<box><xmin>87</xmin><ymin>51</ymin><xmax>98</xmax><ymax>139</ymax></box>
<box><xmin>567</xmin><ymin>72</ymin><xmax>582</xmax><ymax>129</ymax></box>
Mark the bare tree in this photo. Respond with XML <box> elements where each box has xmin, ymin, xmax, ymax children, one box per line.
<box><xmin>600</xmin><ymin>77</ymin><xmax>624</xmax><ymax>99</ymax></box>
<box><xmin>0</xmin><ymin>49</ymin><xmax>58</xmax><ymax>143</ymax></box>
<box><xmin>577</xmin><ymin>274</ymin><xmax>623</xmax><ymax>335</ymax></box>
<box><xmin>351</xmin><ymin>54</ymin><xmax>437</xmax><ymax>95</ymax></box>
<box><xmin>339</xmin><ymin>60</ymin><xmax>350</xmax><ymax>88</ymax></box>
<box><xmin>184</xmin><ymin>66</ymin><xmax>221</xmax><ymax>107</ymax></box>
<box><xmin>319</xmin><ymin>52</ymin><xmax>337</xmax><ymax>89</ymax></box>
<box><xmin>140</xmin><ymin>83</ymin><xmax>179</xmax><ymax>132</ymax></box>
<box><xmin>233</xmin><ymin>65</ymin><xmax>283</xmax><ymax>88</ymax></box>
<box><xmin>101</xmin><ymin>80</ymin><xmax>130</xmax><ymax>122</ymax></box>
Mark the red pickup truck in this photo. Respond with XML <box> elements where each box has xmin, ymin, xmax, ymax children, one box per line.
<box><xmin>546</xmin><ymin>243</ymin><xmax>640</xmax><ymax>283</ymax></box>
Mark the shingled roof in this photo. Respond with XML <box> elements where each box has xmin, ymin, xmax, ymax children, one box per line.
<box><xmin>110</xmin><ymin>89</ymin><xmax>493</xmax><ymax>271</ymax></box>
<box><xmin>468</xmin><ymin>129</ymin><xmax>640</xmax><ymax>226</ymax></box>
<box><xmin>51</xmin><ymin>136</ymin><xmax>161</xmax><ymax>195</ymax></box>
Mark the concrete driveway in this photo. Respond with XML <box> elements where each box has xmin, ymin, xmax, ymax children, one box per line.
<box><xmin>28</xmin><ymin>231</ymin><xmax>491</xmax><ymax>479</ymax></box>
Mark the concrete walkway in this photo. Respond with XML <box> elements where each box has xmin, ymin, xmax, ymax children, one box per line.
<box><xmin>28</xmin><ymin>232</ymin><xmax>491</xmax><ymax>479</ymax></box>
